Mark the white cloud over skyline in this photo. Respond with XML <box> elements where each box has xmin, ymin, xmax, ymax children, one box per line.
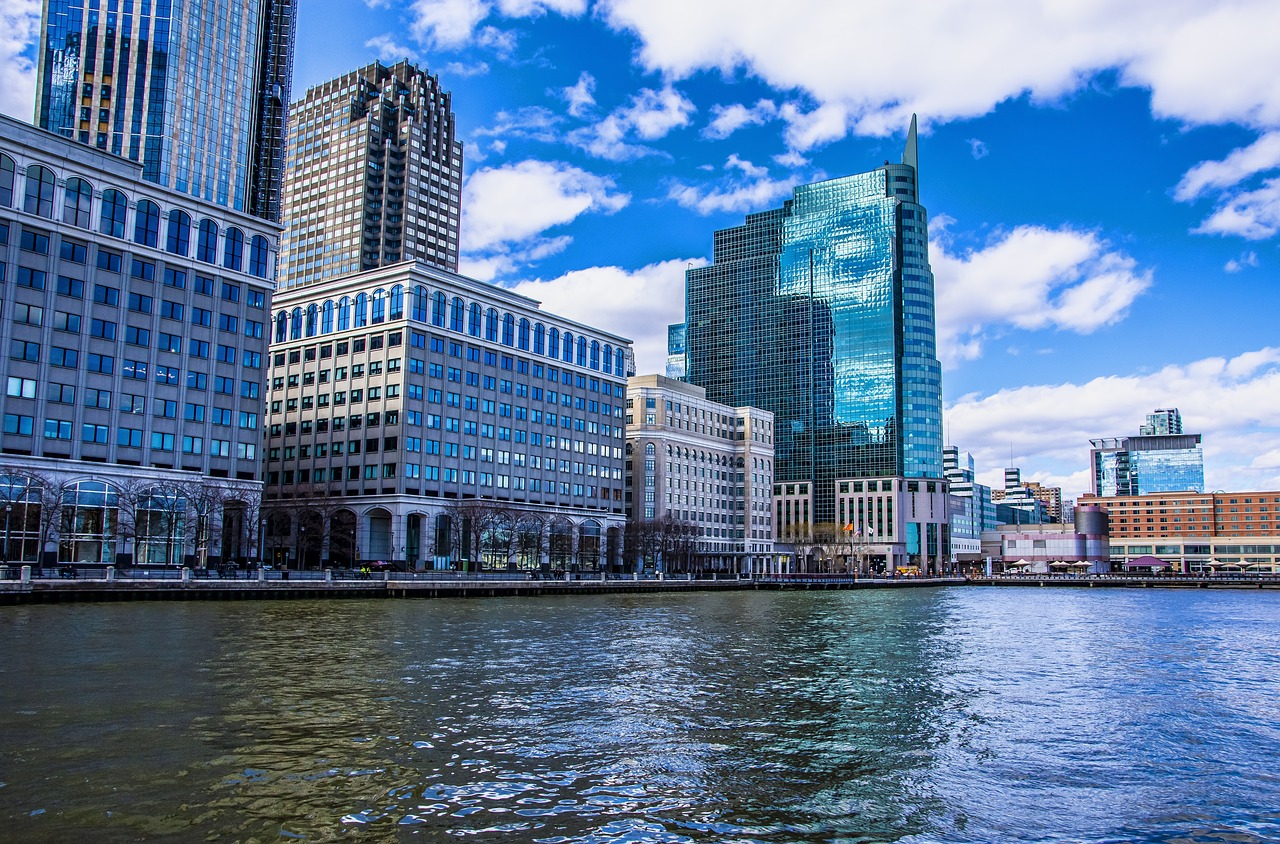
<box><xmin>0</xmin><ymin>0</ymin><xmax>39</xmax><ymax>120</ymax></box>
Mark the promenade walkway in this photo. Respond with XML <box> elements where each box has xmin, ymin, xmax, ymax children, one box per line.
<box><xmin>968</xmin><ymin>573</ymin><xmax>1280</xmax><ymax>589</ymax></box>
<box><xmin>0</xmin><ymin>567</ymin><xmax>964</xmax><ymax>605</ymax></box>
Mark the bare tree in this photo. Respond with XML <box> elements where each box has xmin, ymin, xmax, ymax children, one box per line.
<box><xmin>443</xmin><ymin>497</ymin><xmax>508</xmax><ymax>572</ymax></box>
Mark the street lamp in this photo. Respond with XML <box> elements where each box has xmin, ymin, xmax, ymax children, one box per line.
<box><xmin>3</xmin><ymin>503</ymin><xmax>12</xmax><ymax>564</ymax></box>
<box><xmin>296</xmin><ymin>524</ymin><xmax>306</xmax><ymax>570</ymax></box>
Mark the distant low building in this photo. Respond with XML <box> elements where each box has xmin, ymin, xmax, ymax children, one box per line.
<box><xmin>980</xmin><ymin>505</ymin><xmax>1111</xmax><ymax>574</ymax></box>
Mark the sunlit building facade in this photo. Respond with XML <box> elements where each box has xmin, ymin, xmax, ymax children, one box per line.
<box><xmin>0</xmin><ymin>116</ymin><xmax>278</xmax><ymax>567</ymax></box>
<box><xmin>1090</xmin><ymin>409</ymin><xmax>1204</xmax><ymax>496</ymax></box>
<box><xmin>35</xmin><ymin>0</ymin><xmax>296</xmax><ymax>221</ymax></box>
<box><xmin>684</xmin><ymin>117</ymin><xmax>947</xmax><ymax>572</ymax></box>
<box><xmin>277</xmin><ymin>61</ymin><xmax>462</xmax><ymax>289</ymax></box>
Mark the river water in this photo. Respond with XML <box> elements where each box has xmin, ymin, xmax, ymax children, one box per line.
<box><xmin>2</xmin><ymin>587</ymin><xmax>1280</xmax><ymax>843</ymax></box>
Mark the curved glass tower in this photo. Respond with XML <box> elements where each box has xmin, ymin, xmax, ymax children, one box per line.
<box><xmin>685</xmin><ymin>117</ymin><xmax>946</xmax><ymax>568</ymax></box>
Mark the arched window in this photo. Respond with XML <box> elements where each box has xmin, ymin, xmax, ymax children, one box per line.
<box><xmin>451</xmin><ymin>297</ymin><xmax>465</xmax><ymax>332</ymax></box>
<box><xmin>99</xmin><ymin>188</ymin><xmax>128</xmax><ymax>236</ymax></box>
<box><xmin>274</xmin><ymin>312</ymin><xmax>288</xmax><ymax>343</ymax></box>
<box><xmin>305</xmin><ymin>304</ymin><xmax>318</xmax><ymax>337</ymax></box>
<box><xmin>249</xmin><ymin>235</ymin><xmax>270</xmax><ymax>278</ymax></box>
<box><xmin>371</xmin><ymin>289</ymin><xmax>385</xmax><ymax>324</ymax></box>
<box><xmin>223</xmin><ymin>226</ymin><xmax>244</xmax><ymax>271</ymax></box>
<box><xmin>59</xmin><ymin>481</ymin><xmax>122</xmax><ymax>564</ymax></box>
<box><xmin>321</xmin><ymin>300</ymin><xmax>334</xmax><ymax>334</ymax></box>
<box><xmin>533</xmin><ymin>323</ymin><xmax>545</xmax><ymax>355</ymax></box>
<box><xmin>485</xmin><ymin>309</ymin><xmax>499</xmax><ymax>341</ymax></box>
<box><xmin>0</xmin><ymin>153</ymin><xmax>15</xmax><ymax>207</ymax></box>
<box><xmin>468</xmin><ymin>303</ymin><xmax>482</xmax><ymax>336</ymax></box>
<box><xmin>615</xmin><ymin>348</ymin><xmax>625</xmax><ymax>375</ymax></box>
<box><xmin>603</xmin><ymin>344</ymin><xmax>613</xmax><ymax>374</ymax></box>
<box><xmin>134</xmin><ymin>199</ymin><xmax>160</xmax><ymax>247</ymax></box>
<box><xmin>290</xmin><ymin>307</ymin><xmax>303</xmax><ymax>340</ymax></box>
<box><xmin>24</xmin><ymin>165</ymin><xmax>55</xmax><ymax>217</ymax></box>
<box><xmin>577</xmin><ymin>336</ymin><xmax>588</xmax><ymax>366</ymax></box>
<box><xmin>518</xmin><ymin>318</ymin><xmax>530</xmax><ymax>351</ymax></box>
<box><xmin>197</xmin><ymin>219</ymin><xmax>218</xmax><ymax>263</ymax></box>
<box><xmin>548</xmin><ymin>328</ymin><xmax>560</xmax><ymax>359</ymax></box>
<box><xmin>63</xmin><ymin>177</ymin><xmax>93</xmax><ymax>228</ymax></box>
<box><xmin>502</xmin><ymin>313</ymin><xmax>515</xmax><ymax>346</ymax></box>
<box><xmin>166</xmin><ymin>209</ymin><xmax>190</xmax><ymax>256</ymax></box>
<box><xmin>562</xmin><ymin>332</ymin><xmax>574</xmax><ymax>364</ymax></box>
<box><xmin>590</xmin><ymin>340</ymin><xmax>600</xmax><ymax>370</ymax></box>
<box><xmin>338</xmin><ymin>297</ymin><xmax>351</xmax><ymax>331</ymax></box>
<box><xmin>645</xmin><ymin>443</ymin><xmax>655</xmax><ymax>456</ymax></box>
<box><xmin>411</xmin><ymin>286</ymin><xmax>428</xmax><ymax>321</ymax></box>
<box><xmin>389</xmin><ymin>285</ymin><xmax>404</xmax><ymax>319</ymax></box>
<box><xmin>354</xmin><ymin>292</ymin><xmax>368</xmax><ymax>327</ymax></box>
<box><xmin>432</xmin><ymin>292</ymin><xmax>446</xmax><ymax>327</ymax></box>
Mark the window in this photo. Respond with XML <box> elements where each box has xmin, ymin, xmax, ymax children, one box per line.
<box><xmin>17</xmin><ymin>267</ymin><xmax>46</xmax><ymax>289</ymax></box>
<box><xmin>10</xmin><ymin>340</ymin><xmax>39</xmax><ymax>362</ymax></box>
<box><xmin>4</xmin><ymin>414</ymin><xmax>35</xmax><ymax>435</ymax></box>
<box><xmin>61</xmin><ymin>177</ymin><xmax>93</xmax><ymax>227</ymax></box>
<box><xmin>249</xmin><ymin>235</ymin><xmax>270</xmax><ymax>278</ymax></box>
<box><xmin>127</xmin><ymin>291</ymin><xmax>152</xmax><ymax>313</ymax></box>
<box><xmin>197</xmin><ymin>219</ymin><xmax>218</xmax><ymax>263</ymax></box>
<box><xmin>24</xmin><ymin>165</ymin><xmax>55</xmax><ymax>216</ymax></box>
<box><xmin>60</xmin><ymin>239</ymin><xmax>86</xmax><ymax>263</ymax></box>
<box><xmin>134</xmin><ymin>199</ymin><xmax>160</xmax><ymax>246</ymax></box>
<box><xmin>7</xmin><ymin>377</ymin><xmax>37</xmax><ymax>398</ymax></box>
<box><xmin>99</xmin><ymin>187</ymin><xmax>127</xmax><ymax>236</ymax></box>
<box><xmin>0</xmin><ymin>154</ymin><xmax>13</xmax><ymax>207</ymax></box>
<box><xmin>166</xmin><ymin>210</ymin><xmax>191</xmax><ymax>256</ymax></box>
<box><xmin>94</xmin><ymin>284</ymin><xmax>119</xmax><ymax>305</ymax></box>
<box><xmin>223</xmin><ymin>227</ymin><xmax>244</xmax><ymax>271</ymax></box>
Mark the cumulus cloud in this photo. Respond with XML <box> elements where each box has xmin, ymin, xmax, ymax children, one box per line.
<box><xmin>932</xmin><ymin>226</ymin><xmax>1153</xmax><ymax>367</ymax></box>
<box><xmin>460</xmin><ymin>159</ymin><xmax>630</xmax><ymax>278</ymax></box>
<box><xmin>557</xmin><ymin>71</ymin><xmax>596</xmax><ymax>117</ymax></box>
<box><xmin>1191</xmin><ymin>178</ymin><xmax>1280</xmax><ymax>240</ymax></box>
<box><xmin>509</xmin><ymin>258</ymin><xmax>705</xmax><ymax>373</ymax></box>
<box><xmin>597</xmin><ymin>0</ymin><xmax>1280</xmax><ymax>150</ymax></box>
<box><xmin>569</xmin><ymin>85</ymin><xmax>695</xmax><ymax>160</ymax></box>
<box><xmin>667</xmin><ymin>154</ymin><xmax>801</xmax><ymax>215</ymax></box>
<box><xmin>473</xmin><ymin>106</ymin><xmax>563</xmax><ymax>144</ymax></box>
<box><xmin>703</xmin><ymin>100</ymin><xmax>778</xmax><ymax>140</ymax></box>
<box><xmin>365</xmin><ymin>34</ymin><xmax>420</xmax><ymax>62</ymax></box>
<box><xmin>968</xmin><ymin>138</ymin><xmax>989</xmax><ymax>160</ymax></box>
<box><xmin>1225</xmin><ymin>251</ymin><xmax>1260</xmax><ymax>273</ymax></box>
<box><xmin>1176</xmin><ymin>132</ymin><xmax>1280</xmax><ymax>240</ymax></box>
<box><xmin>409</xmin><ymin>0</ymin><xmax>585</xmax><ymax>49</ymax></box>
<box><xmin>947</xmin><ymin>349</ymin><xmax>1280</xmax><ymax>500</ymax></box>
<box><xmin>1175</xmin><ymin>132</ymin><xmax>1280</xmax><ymax>201</ymax></box>
<box><xmin>0</xmin><ymin>0</ymin><xmax>40</xmax><ymax>120</ymax></box>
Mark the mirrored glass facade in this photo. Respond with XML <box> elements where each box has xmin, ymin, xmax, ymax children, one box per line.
<box><xmin>685</xmin><ymin>127</ymin><xmax>944</xmax><ymax>524</ymax></box>
<box><xmin>36</xmin><ymin>0</ymin><xmax>295</xmax><ymax>221</ymax></box>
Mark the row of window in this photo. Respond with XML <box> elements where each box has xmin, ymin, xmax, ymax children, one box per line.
<box><xmin>0</xmin><ymin>154</ymin><xmax>272</xmax><ymax>278</ymax></box>
<box><xmin>274</xmin><ymin>286</ymin><xmax>627</xmax><ymax>375</ymax></box>
<box><xmin>3</xmin><ymin>413</ymin><xmax>256</xmax><ymax>457</ymax></box>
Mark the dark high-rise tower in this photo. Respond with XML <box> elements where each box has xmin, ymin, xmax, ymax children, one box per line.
<box><xmin>35</xmin><ymin>0</ymin><xmax>295</xmax><ymax>221</ymax></box>
<box><xmin>684</xmin><ymin>116</ymin><xmax>948</xmax><ymax>571</ymax></box>
<box><xmin>277</xmin><ymin>61</ymin><xmax>463</xmax><ymax>289</ymax></box>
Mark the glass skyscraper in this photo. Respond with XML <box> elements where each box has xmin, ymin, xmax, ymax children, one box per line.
<box><xmin>35</xmin><ymin>0</ymin><xmax>295</xmax><ymax>221</ymax></box>
<box><xmin>1090</xmin><ymin>407</ymin><xmax>1204</xmax><ymax>496</ymax></box>
<box><xmin>683</xmin><ymin>117</ymin><xmax>948</xmax><ymax>571</ymax></box>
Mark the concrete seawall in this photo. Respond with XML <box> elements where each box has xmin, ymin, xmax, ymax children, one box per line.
<box><xmin>0</xmin><ymin>574</ymin><xmax>965</xmax><ymax>605</ymax></box>
<box><xmin>968</xmin><ymin>575</ymin><xmax>1280</xmax><ymax>590</ymax></box>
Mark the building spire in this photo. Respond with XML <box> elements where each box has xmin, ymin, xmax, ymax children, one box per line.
<box><xmin>902</xmin><ymin>113</ymin><xmax>919</xmax><ymax>175</ymax></box>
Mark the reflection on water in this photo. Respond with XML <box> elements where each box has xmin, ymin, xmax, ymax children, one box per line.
<box><xmin>2</xmin><ymin>589</ymin><xmax>1280</xmax><ymax>842</ymax></box>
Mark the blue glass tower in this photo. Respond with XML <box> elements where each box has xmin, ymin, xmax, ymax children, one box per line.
<box><xmin>684</xmin><ymin>117</ymin><xmax>944</xmax><ymax>528</ymax></box>
<box><xmin>35</xmin><ymin>0</ymin><xmax>295</xmax><ymax>221</ymax></box>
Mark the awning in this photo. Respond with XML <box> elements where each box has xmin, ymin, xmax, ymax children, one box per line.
<box><xmin>1126</xmin><ymin>555</ymin><xmax>1169</xmax><ymax>568</ymax></box>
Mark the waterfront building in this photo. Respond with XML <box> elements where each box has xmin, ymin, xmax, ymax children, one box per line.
<box><xmin>682</xmin><ymin>116</ymin><xmax>948</xmax><ymax>574</ymax></box>
<box><xmin>35</xmin><ymin>0</ymin><xmax>295</xmax><ymax>221</ymax></box>
<box><xmin>980</xmin><ymin>505</ymin><xmax>1111</xmax><ymax>574</ymax></box>
<box><xmin>943</xmin><ymin>446</ymin><xmax>995</xmax><ymax>563</ymax></box>
<box><xmin>263</xmin><ymin>261</ymin><xmax>631</xmax><ymax>571</ymax></box>
<box><xmin>0</xmin><ymin>115</ymin><xmax>278</xmax><ymax>566</ymax></box>
<box><xmin>277</xmin><ymin>61</ymin><xmax>462</xmax><ymax>289</ymax></box>
<box><xmin>1090</xmin><ymin>408</ymin><xmax>1204</xmax><ymax>496</ymax></box>
<box><xmin>624</xmin><ymin>374</ymin><xmax>774</xmax><ymax>574</ymax></box>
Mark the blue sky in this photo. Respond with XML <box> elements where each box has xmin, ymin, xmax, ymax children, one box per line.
<box><xmin>3</xmin><ymin>0</ymin><xmax>1280</xmax><ymax>500</ymax></box>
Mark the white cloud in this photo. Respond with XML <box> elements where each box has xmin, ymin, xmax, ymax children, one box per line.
<box><xmin>667</xmin><ymin>154</ymin><xmax>800</xmax><ymax>215</ymax></box>
<box><xmin>932</xmin><ymin>226</ymin><xmax>1153</xmax><ymax>367</ymax></box>
<box><xmin>1192</xmin><ymin>178</ymin><xmax>1280</xmax><ymax>240</ymax></box>
<box><xmin>1175</xmin><ymin>132</ymin><xmax>1280</xmax><ymax>201</ymax></box>
<box><xmin>460</xmin><ymin>159</ymin><xmax>630</xmax><ymax>277</ymax></box>
<box><xmin>443</xmin><ymin>61</ymin><xmax>491</xmax><ymax>78</ymax></box>
<box><xmin>0</xmin><ymin>0</ymin><xmax>40</xmax><ymax>120</ymax></box>
<box><xmin>569</xmin><ymin>85</ymin><xmax>695</xmax><ymax>160</ymax></box>
<box><xmin>598</xmin><ymin>0</ymin><xmax>1280</xmax><ymax>151</ymax></box>
<box><xmin>509</xmin><ymin>258</ymin><xmax>705</xmax><ymax>373</ymax></box>
<box><xmin>947</xmin><ymin>349</ymin><xmax>1280</xmax><ymax>501</ymax></box>
<box><xmin>558</xmin><ymin>71</ymin><xmax>596</xmax><ymax>117</ymax></box>
<box><xmin>364</xmin><ymin>34</ymin><xmax>419</xmax><ymax>62</ymax></box>
<box><xmin>473</xmin><ymin>106</ymin><xmax>563</xmax><ymax>143</ymax></box>
<box><xmin>968</xmin><ymin>138</ymin><xmax>989</xmax><ymax>160</ymax></box>
<box><xmin>1225</xmin><ymin>251</ymin><xmax>1260</xmax><ymax>273</ymax></box>
<box><xmin>408</xmin><ymin>0</ymin><xmax>584</xmax><ymax>49</ymax></box>
<box><xmin>703</xmin><ymin>100</ymin><xmax>777</xmax><ymax>140</ymax></box>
